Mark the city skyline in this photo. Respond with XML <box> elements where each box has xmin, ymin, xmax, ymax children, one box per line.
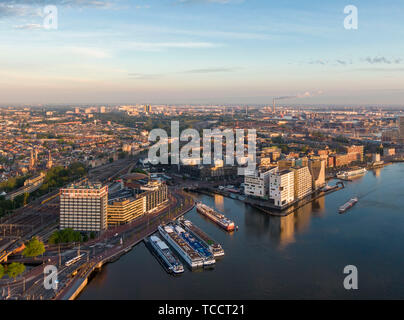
<box><xmin>1</xmin><ymin>0</ymin><xmax>404</xmax><ymax>105</ymax></box>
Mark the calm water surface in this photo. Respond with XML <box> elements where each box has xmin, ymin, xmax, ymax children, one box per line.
<box><xmin>79</xmin><ymin>164</ymin><xmax>404</xmax><ymax>299</ymax></box>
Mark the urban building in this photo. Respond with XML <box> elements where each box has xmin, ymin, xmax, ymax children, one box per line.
<box><xmin>269</xmin><ymin>170</ymin><xmax>295</xmax><ymax>207</ymax></box>
<box><xmin>244</xmin><ymin>167</ymin><xmax>277</xmax><ymax>199</ymax></box>
<box><xmin>278</xmin><ymin>159</ymin><xmax>295</xmax><ymax>171</ymax></box>
<box><xmin>291</xmin><ymin>166</ymin><xmax>312</xmax><ymax>200</ymax></box>
<box><xmin>140</xmin><ymin>180</ymin><xmax>168</xmax><ymax>212</ymax></box>
<box><xmin>60</xmin><ymin>182</ymin><xmax>108</xmax><ymax>232</ymax></box>
<box><xmin>107</xmin><ymin>196</ymin><xmax>145</xmax><ymax>226</ymax></box>
<box><xmin>400</xmin><ymin>116</ymin><xmax>404</xmax><ymax>142</ymax></box>
<box><xmin>345</xmin><ymin>145</ymin><xmax>364</xmax><ymax>162</ymax></box>
<box><xmin>309</xmin><ymin>159</ymin><xmax>326</xmax><ymax>190</ymax></box>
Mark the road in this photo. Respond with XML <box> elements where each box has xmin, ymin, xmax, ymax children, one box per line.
<box><xmin>1</xmin><ymin>187</ymin><xmax>194</xmax><ymax>300</ymax></box>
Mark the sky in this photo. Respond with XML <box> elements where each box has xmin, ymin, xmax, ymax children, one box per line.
<box><xmin>0</xmin><ymin>0</ymin><xmax>404</xmax><ymax>105</ymax></box>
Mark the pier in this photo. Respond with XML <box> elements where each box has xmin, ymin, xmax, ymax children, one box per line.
<box><xmin>54</xmin><ymin>190</ymin><xmax>195</xmax><ymax>300</ymax></box>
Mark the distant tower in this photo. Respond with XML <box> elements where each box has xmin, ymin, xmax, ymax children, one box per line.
<box><xmin>273</xmin><ymin>98</ymin><xmax>276</xmax><ymax>114</ymax></box>
<box><xmin>245</xmin><ymin>105</ymin><xmax>248</xmax><ymax>116</ymax></box>
<box><xmin>144</xmin><ymin>105</ymin><xmax>152</xmax><ymax>114</ymax></box>
<box><xmin>47</xmin><ymin>150</ymin><xmax>53</xmax><ymax>169</ymax></box>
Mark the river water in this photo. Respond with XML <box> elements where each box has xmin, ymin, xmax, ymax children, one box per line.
<box><xmin>78</xmin><ymin>164</ymin><xmax>404</xmax><ymax>299</ymax></box>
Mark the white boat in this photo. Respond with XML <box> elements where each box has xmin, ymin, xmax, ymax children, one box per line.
<box><xmin>180</xmin><ymin>219</ymin><xmax>225</xmax><ymax>258</ymax></box>
<box><xmin>148</xmin><ymin>235</ymin><xmax>184</xmax><ymax>274</ymax></box>
<box><xmin>337</xmin><ymin>168</ymin><xmax>367</xmax><ymax>179</ymax></box>
<box><xmin>196</xmin><ymin>202</ymin><xmax>235</xmax><ymax>232</ymax></box>
<box><xmin>174</xmin><ymin>223</ymin><xmax>216</xmax><ymax>266</ymax></box>
<box><xmin>158</xmin><ymin>225</ymin><xmax>204</xmax><ymax>268</ymax></box>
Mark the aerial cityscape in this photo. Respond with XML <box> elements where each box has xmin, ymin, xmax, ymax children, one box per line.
<box><xmin>1</xmin><ymin>0</ymin><xmax>404</xmax><ymax>310</ymax></box>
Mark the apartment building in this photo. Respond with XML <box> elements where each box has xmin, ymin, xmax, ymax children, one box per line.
<box><xmin>244</xmin><ymin>167</ymin><xmax>277</xmax><ymax>199</ymax></box>
<box><xmin>60</xmin><ymin>182</ymin><xmax>108</xmax><ymax>232</ymax></box>
<box><xmin>291</xmin><ymin>166</ymin><xmax>313</xmax><ymax>200</ymax></box>
<box><xmin>269</xmin><ymin>170</ymin><xmax>295</xmax><ymax>207</ymax></box>
<box><xmin>345</xmin><ymin>145</ymin><xmax>364</xmax><ymax>162</ymax></box>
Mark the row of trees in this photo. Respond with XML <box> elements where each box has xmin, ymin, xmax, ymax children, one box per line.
<box><xmin>48</xmin><ymin>228</ymin><xmax>95</xmax><ymax>244</ymax></box>
<box><xmin>0</xmin><ymin>175</ymin><xmax>29</xmax><ymax>193</ymax></box>
<box><xmin>30</xmin><ymin>163</ymin><xmax>87</xmax><ymax>200</ymax></box>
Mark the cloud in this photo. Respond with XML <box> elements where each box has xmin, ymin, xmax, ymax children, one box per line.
<box><xmin>176</xmin><ymin>0</ymin><xmax>244</xmax><ymax>4</ymax></box>
<box><xmin>127</xmin><ymin>41</ymin><xmax>220</xmax><ymax>51</ymax></box>
<box><xmin>274</xmin><ymin>90</ymin><xmax>323</xmax><ymax>101</ymax></box>
<box><xmin>67</xmin><ymin>46</ymin><xmax>111</xmax><ymax>58</ymax></box>
<box><xmin>0</xmin><ymin>0</ymin><xmax>111</xmax><ymax>19</ymax></box>
<box><xmin>307</xmin><ymin>57</ymin><xmax>402</xmax><ymax>66</ymax></box>
<box><xmin>14</xmin><ymin>22</ymin><xmax>43</xmax><ymax>29</ymax></box>
<box><xmin>364</xmin><ymin>56</ymin><xmax>402</xmax><ymax>65</ymax></box>
<box><xmin>1</xmin><ymin>0</ymin><xmax>111</xmax><ymax>7</ymax></box>
<box><xmin>183</xmin><ymin>67</ymin><xmax>239</xmax><ymax>74</ymax></box>
<box><xmin>0</xmin><ymin>3</ymin><xmax>39</xmax><ymax>17</ymax></box>
<box><xmin>128</xmin><ymin>73</ymin><xmax>162</xmax><ymax>80</ymax></box>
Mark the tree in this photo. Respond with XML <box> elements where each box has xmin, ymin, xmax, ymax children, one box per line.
<box><xmin>22</xmin><ymin>237</ymin><xmax>45</xmax><ymax>258</ymax></box>
<box><xmin>0</xmin><ymin>264</ymin><xmax>4</xmax><ymax>279</ymax></box>
<box><xmin>48</xmin><ymin>228</ymin><xmax>82</xmax><ymax>244</ymax></box>
<box><xmin>6</xmin><ymin>262</ymin><xmax>25</xmax><ymax>280</ymax></box>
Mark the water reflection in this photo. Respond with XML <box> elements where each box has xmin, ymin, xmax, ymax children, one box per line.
<box><xmin>78</xmin><ymin>164</ymin><xmax>404</xmax><ymax>300</ymax></box>
<box><xmin>214</xmin><ymin>194</ymin><xmax>225</xmax><ymax>212</ymax></box>
<box><xmin>244</xmin><ymin>197</ymin><xmax>327</xmax><ymax>249</ymax></box>
<box><xmin>372</xmin><ymin>168</ymin><xmax>381</xmax><ymax>178</ymax></box>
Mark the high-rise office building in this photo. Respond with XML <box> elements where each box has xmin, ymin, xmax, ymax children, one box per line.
<box><xmin>60</xmin><ymin>182</ymin><xmax>108</xmax><ymax>232</ymax></box>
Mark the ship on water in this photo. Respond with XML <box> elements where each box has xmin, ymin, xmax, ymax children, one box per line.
<box><xmin>339</xmin><ymin>198</ymin><xmax>358</xmax><ymax>213</ymax></box>
<box><xmin>179</xmin><ymin>219</ymin><xmax>225</xmax><ymax>257</ymax></box>
<box><xmin>146</xmin><ymin>235</ymin><xmax>184</xmax><ymax>274</ymax></box>
<box><xmin>196</xmin><ymin>202</ymin><xmax>236</xmax><ymax>232</ymax></box>
<box><xmin>158</xmin><ymin>224</ymin><xmax>204</xmax><ymax>268</ymax></box>
<box><xmin>174</xmin><ymin>224</ymin><xmax>216</xmax><ymax>266</ymax></box>
<box><xmin>336</xmin><ymin>168</ymin><xmax>367</xmax><ymax>180</ymax></box>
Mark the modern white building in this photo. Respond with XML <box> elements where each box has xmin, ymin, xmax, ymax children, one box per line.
<box><xmin>269</xmin><ymin>170</ymin><xmax>295</xmax><ymax>207</ymax></box>
<box><xmin>244</xmin><ymin>167</ymin><xmax>277</xmax><ymax>199</ymax></box>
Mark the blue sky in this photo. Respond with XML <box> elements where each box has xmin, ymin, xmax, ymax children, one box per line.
<box><xmin>1</xmin><ymin>0</ymin><xmax>404</xmax><ymax>105</ymax></box>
